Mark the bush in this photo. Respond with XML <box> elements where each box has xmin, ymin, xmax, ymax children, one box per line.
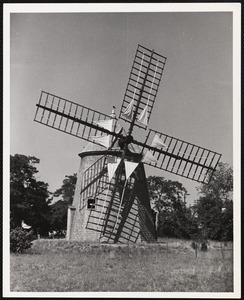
<box><xmin>10</xmin><ymin>227</ymin><xmax>35</xmax><ymax>253</ymax></box>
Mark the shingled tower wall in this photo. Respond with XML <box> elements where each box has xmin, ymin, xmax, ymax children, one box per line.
<box><xmin>66</xmin><ymin>142</ymin><xmax>105</xmax><ymax>242</ymax></box>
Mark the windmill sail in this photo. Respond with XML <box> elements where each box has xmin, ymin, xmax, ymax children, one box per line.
<box><xmin>132</xmin><ymin>129</ymin><xmax>222</xmax><ymax>184</ymax></box>
<box><xmin>119</xmin><ymin>44</ymin><xmax>167</xmax><ymax>130</ymax></box>
<box><xmin>79</xmin><ymin>155</ymin><xmax>108</xmax><ymax>209</ymax></box>
<box><xmin>34</xmin><ymin>91</ymin><xmax>121</xmax><ymax>146</ymax></box>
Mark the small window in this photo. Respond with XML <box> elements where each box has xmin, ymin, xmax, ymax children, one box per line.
<box><xmin>87</xmin><ymin>198</ymin><xmax>96</xmax><ymax>209</ymax></box>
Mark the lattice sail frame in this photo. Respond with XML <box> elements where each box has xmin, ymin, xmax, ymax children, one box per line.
<box><xmin>132</xmin><ymin>129</ymin><xmax>222</xmax><ymax>184</ymax></box>
<box><xmin>34</xmin><ymin>91</ymin><xmax>121</xmax><ymax>146</ymax></box>
<box><xmin>79</xmin><ymin>155</ymin><xmax>108</xmax><ymax>210</ymax></box>
<box><xmin>119</xmin><ymin>44</ymin><xmax>167</xmax><ymax>130</ymax></box>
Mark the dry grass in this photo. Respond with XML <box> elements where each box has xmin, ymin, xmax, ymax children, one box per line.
<box><xmin>10</xmin><ymin>238</ymin><xmax>233</xmax><ymax>292</ymax></box>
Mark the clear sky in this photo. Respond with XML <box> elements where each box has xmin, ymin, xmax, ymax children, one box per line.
<box><xmin>10</xmin><ymin>10</ymin><xmax>233</xmax><ymax>204</ymax></box>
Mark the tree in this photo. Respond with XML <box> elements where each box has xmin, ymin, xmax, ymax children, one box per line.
<box><xmin>10</xmin><ymin>154</ymin><xmax>51</xmax><ymax>236</ymax></box>
<box><xmin>49</xmin><ymin>200</ymin><xmax>69</xmax><ymax>237</ymax></box>
<box><xmin>53</xmin><ymin>174</ymin><xmax>77</xmax><ymax>204</ymax></box>
<box><xmin>197</xmin><ymin>162</ymin><xmax>233</xmax><ymax>202</ymax></box>
<box><xmin>49</xmin><ymin>174</ymin><xmax>77</xmax><ymax>236</ymax></box>
<box><xmin>147</xmin><ymin>176</ymin><xmax>197</xmax><ymax>239</ymax></box>
<box><xmin>194</xmin><ymin>162</ymin><xmax>233</xmax><ymax>241</ymax></box>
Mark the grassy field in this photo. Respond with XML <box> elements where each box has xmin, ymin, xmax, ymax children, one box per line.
<box><xmin>10</xmin><ymin>238</ymin><xmax>233</xmax><ymax>292</ymax></box>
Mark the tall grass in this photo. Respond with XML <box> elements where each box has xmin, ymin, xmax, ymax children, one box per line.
<box><xmin>10</xmin><ymin>239</ymin><xmax>233</xmax><ymax>292</ymax></box>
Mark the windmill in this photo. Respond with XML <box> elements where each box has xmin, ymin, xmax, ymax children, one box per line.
<box><xmin>34</xmin><ymin>44</ymin><xmax>221</xmax><ymax>243</ymax></box>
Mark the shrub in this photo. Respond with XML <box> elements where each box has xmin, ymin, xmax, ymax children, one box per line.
<box><xmin>10</xmin><ymin>227</ymin><xmax>35</xmax><ymax>253</ymax></box>
<box><xmin>200</xmin><ymin>240</ymin><xmax>208</xmax><ymax>251</ymax></box>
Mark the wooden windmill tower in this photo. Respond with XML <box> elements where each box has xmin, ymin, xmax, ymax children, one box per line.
<box><xmin>34</xmin><ymin>44</ymin><xmax>221</xmax><ymax>243</ymax></box>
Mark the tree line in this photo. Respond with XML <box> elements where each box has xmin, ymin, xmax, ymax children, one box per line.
<box><xmin>10</xmin><ymin>154</ymin><xmax>76</xmax><ymax>237</ymax></box>
<box><xmin>10</xmin><ymin>154</ymin><xmax>233</xmax><ymax>241</ymax></box>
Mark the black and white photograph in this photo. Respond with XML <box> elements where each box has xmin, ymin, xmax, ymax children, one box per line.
<box><xmin>3</xmin><ymin>3</ymin><xmax>241</xmax><ymax>298</ymax></box>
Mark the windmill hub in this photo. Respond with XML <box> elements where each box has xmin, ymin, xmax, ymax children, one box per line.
<box><xmin>118</xmin><ymin>134</ymin><xmax>134</xmax><ymax>150</ymax></box>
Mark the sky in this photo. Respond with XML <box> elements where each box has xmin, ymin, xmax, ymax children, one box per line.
<box><xmin>9</xmin><ymin>9</ymin><xmax>234</xmax><ymax>205</ymax></box>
